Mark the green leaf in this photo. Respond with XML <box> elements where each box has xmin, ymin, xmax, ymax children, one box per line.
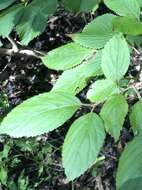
<box><xmin>16</xmin><ymin>0</ymin><xmax>57</xmax><ymax>45</ymax></box>
<box><xmin>138</xmin><ymin>0</ymin><xmax>142</xmax><ymax>6</ymax></box>
<box><xmin>87</xmin><ymin>79</ymin><xmax>119</xmax><ymax>103</ymax></box>
<box><xmin>127</xmin><ymin>35</ymin><xmax>142</xmax><ymax>47</ymax></box>
<box><xmin>101</xmin><ymin>34</ymin><xmax>130</xmax><ymax>82</ymax></box>
<box><xmin>62</xmin><ymin>112</ymin><xmax>105</xmax><ymax>181</ymax></box>
<box><xmin>53</xmin><ymin>50</ymin><xmax>103</xmax><ymax>95</ymax></box>
<box><xmin>113</xmin><ymin>17</ymin><xmax>142</xmax><ymax>36</ymax></box>
<box><xmin>73</xmin><ymin>14</ymin><xmax>117</xmax><ymax>49</ymax></box>
<box><xmin>100</xmin><ymin>95</ymin><xmax>128</xmax><ymax>141</ymax></box>
<box><xmin>62</xmin><ymin>0</ymin><xmax>98</xmax><ymax>12</ymax></box>
<box><xmin>0</xmin><ymin>92</ymin><xmax>81</xmax><ymax>137</ymax></box>
<box><xmin>0</xmin><ymin>0</ymin><xmax>16</xmax><ymax>10</ymax></box>
<box><xmin>0</xmin><ymin>4</ymin><xmax>24</xmax><ymax>37</ymax></box>
<box><xmin>116</xmin><ymin>132</ymin><xmax>142</xmax><ymax>190</ymax></box>
<box><xmin>130</xmin><ymin>100</ymin><xmax>142</xmax><ymax>134</ymax></box>
<box><xmin>104</xmin><ymin>0</ymin><xmax>140</xmax><ymax>19</ymax></box>
<box><xmin>0</xmin><ymin>167</ymin><xmax>7</xmax><ymax>185</ymax></box>
<box><xmin>42</xmin><ymin>43</ymin><xmax>93</xmax><ymax>70</ymax></box>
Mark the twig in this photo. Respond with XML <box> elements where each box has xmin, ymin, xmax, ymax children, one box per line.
<box><xmin>133</xmin><ymin>47</ymin><xmax>141</xmax><ymax>55</ymax></box>
<box><xmin>131</xmin><ymin>85</ymin><xmax>141</xmax><ymax>99</ymax></box>
<box><xmin>81</xmin><ymin>103</ymin><xmax>94</xmax><ymax>108</ymax></box>
<box><xmin>0</xmin><ymin>36</ymin><xmax>45</xmax><ymax>58</ymax></box>
<box><xmin>7</xmin><ymin>35</ymin><xmax>19</xmax><ymax>53</ymax></box>
<box><xmin>0</xmin><ymin>48</ymin><xmax>42</xmax><ymax>59</ymax></box>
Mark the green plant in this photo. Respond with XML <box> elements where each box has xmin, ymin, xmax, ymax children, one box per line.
<box><xmin>0</xmin><ymin>0</ymin><xmax>142</xmax><ymax>189</ymax></box>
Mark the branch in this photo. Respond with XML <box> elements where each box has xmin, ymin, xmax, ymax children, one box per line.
<box><xmin>7</xmin><ymin>35</ymin><xmax>19</xmax><ymax>53</ymax></box>
<box><xmin>0</xmin><ymin>36</ymin><xmax>45</xmax><ymax>58</ymax></box>
<box><xmin>0</xmin><ymin>48</ymin><xmax>43</xmax><ymax>59</ymax></box>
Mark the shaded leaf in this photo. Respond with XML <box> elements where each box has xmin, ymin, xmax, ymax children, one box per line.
<box><xmin>0</xmin><ymin>4</ymin><xmax>24</xmax><ymax>37</ymax></box>
<box><xmin>0</xmin><ymin>0</ymin><xmax>16</xmax><ymax>10</ymax></box>
<box><xmin>117</xmin><ymin>132</ymin><xmax>142</xmax><ymax>190</ymax></box>
<box><xmin>130</xmin><ymin>100</ymin><xmax>142</xmax><ymax>134</ymax></box>
<box><xmin>16</xmin><ymin>0</ymin><xmax>57</xmax><ymax>44</ymax></box>
<box><xmin>113</xmin><ymin>17</ymin><xmax>142</xmax><ymax>36</ymax></box>
<box><xmin>62</xmin><ymin>0</ymin><xmax>98</xmax><ymax>12</ymax></box>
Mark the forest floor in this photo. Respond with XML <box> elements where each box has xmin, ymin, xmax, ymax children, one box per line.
<box><xmin>0</xmin><ymin>5</ymin><xmax>140</xmax><ymax>190</ymax></box>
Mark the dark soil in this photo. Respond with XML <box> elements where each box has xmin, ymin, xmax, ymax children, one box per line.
<box><xmin>0</xmin><ymin>4</ymin><xmax>140</xmax><ymax>190</ymax></box>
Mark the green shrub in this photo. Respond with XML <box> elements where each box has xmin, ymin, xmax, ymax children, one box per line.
<box><xmin>0</xmin><ymin>0</ymin><xmax>142</xmax><ymax>189</ymax></box>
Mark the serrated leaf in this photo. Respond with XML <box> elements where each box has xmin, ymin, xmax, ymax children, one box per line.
<box><xmin>117</xmin><ymin>132</ymin><xmax>142</xmax><ymax>190</ymax></box>
<box><xmin>73</xmin><ymin>14</ymin><xmax>117</xmax><ymax>49</ymax></box>
<box><xmin>42</xmin><ymin>43</ymin><xmax>93</xmax><ymax>70</ymax></box>
<box><xmin>0</xmin><ymin>0</ymin><xmax>16</xmax><ymax>10</ymax></box>
<box><xmin>0</xmin><ymin>92</ymin><xmax>81</xmax><ymax>137</ymax></box>
<box><xmin>130</xmin><ymin>100</ymin><xmax>142</xmax><ymax>134</ymax></box>
<box><xmin>87</xmin><ymin>79</ymin><xmax>119</xmax><ymax>103</ymax></box>
<box><xmin>62</xmin><ymin>112</ymin><xmax>105</xmax><ymax>181</ymax></box>
<box><xmin>53</xmin><ymin>50</ymin><xmax>103</xmax><ymax>95</ymax></box>
<box><xmin>16</xmin><ymin>0</ymin><xmax>57</xmax><ymax>45</ymax></box>
<box><xmin>0</xmin><ymin>4</ymin><xmax>24</xmax><ymax>37</ymax></box>
<box><xmin>113</xmin><ymin>17</ymin><xmax>142</xmax><ymax>36</ymax></box>
<box><xmin>100</xmin><ymin>95</ymin><xmax>128</xmax><ymax>141</ymax></box>
<box><xmin>101</xmin><ymin>34</ymin><xmax>130</xmax><ymax>82</ymax></box>
<box><xmin>104</xmin><ymin>0</ymin><xmax>140</xmax><ymax>19</ymax></box>
<box><xmin>62</xmin><ymin>0</ymin><xmax>98</xmax><ymax>12</ymax></box>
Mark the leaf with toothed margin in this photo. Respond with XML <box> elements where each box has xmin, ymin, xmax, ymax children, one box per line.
<box><xmin>52</xmin><ymin>50</ymin><xmax>103</xmax><ymax>95</ymax></box>
<box><xmin>87</xmin><ymin>79</ymin><xmax>120</xmax><ymax>103</ymax></box>
<box><xmin>100</xmin><ymin>95</ymin><xmax>128</xmax><ymax>141</ymax></box>
<box><xmin>0</xmin><ymin>91</ymin><xmax>81</xmax><ymax>137</ymax></box>
<box><xmin>16</xmin><ymin>0</ymin><xmax>57</xmax><ymax>45</ymax></box>
<box><xmin>42</xmin><ymin>42</ymin><xmax>93</xmax><ymax>70</ymax></box>
<box><xmin>62</xmin><ymin>112</ymin><xmax>105</xmax><ymax>181</ymax></box>
<box><xmin>104</xmin><ymin>0</ymin><xmax>140</xmax><ymax>19</ymax></box>
<box><xmin>72</xmin><ymin>14</ymin><xmax>117</xmax><ymax>49</ymax></box>
<box><xmin>101</xmin><ymin>34</ymin><xmax>130</xmax><ymax>82</ymax></box>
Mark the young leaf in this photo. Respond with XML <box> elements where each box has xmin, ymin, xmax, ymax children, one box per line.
<box><xmin>0</xmin><ymin>92</ymin><xmax>81</xmax><ymax>137</ymax></box>
<box><xmin>0</xmin><ymin>4</ymin><xmax>24</xmax><ymax>37</ymax></box>
<box><xmin>130</xmin><ymin>100</ymin><xmax>142</xmax><ymax>134</ymax></box>
<box><xmin>100</xmin><ymin>95</ymin><xmax>128</xmax><ymax>141</ymax></box>
<box><xmin>42</xmin><ymin>43</ymin><xmax>93</xmax><ymax>70</ymax></box>
<box><xmin>0</xmin><ymin>0</ymin><xmax>16</xmax><ymax>10</ymax></box>
<box><xmin>53</xmin><ymin>50</ymin><xmax>103</xmax><ymax>95</ymax></box>
<box><xmin>101</xmin><ymin>34</ymin><xmax>130</xmax><ymax>82</ymax></box>
<box><xmin>104</xmin><ymin>0</ymin><xmax>140</xmax><ymax>20</ymax></box>
<box><xmin>16</xmin><ymin>0</ymin><xmax>57</xmax><ymax>45</ymax></box>
<box><xmin>87</xmin><ymin>79</ymin><xmax>119</xmax><ymax>103</ymax></box>
<box><xmin>62</xmin><ymin>0</ymin><xmax>98</xmax><ymax>12</ymax></box>
<box><xmin>113</xmin><ymin>17</ymin><xmax>142</xmax><ymax>36</ymax></box>
<box><xmin>117</xmin><ymin>132</ymin><xmax>142</xmax><ymax>190</ymax></box>
<box><xmin>62</xmin><ymin>112</ymin><xmax>105</xmax><ymax>181</ymax></box>
<box><xmin>73</xmin><ymin>14</ymin><xmax>117</xmax><ymax>49</ymax></box>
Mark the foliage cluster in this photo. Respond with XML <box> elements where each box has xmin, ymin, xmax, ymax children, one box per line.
<box><xmin>0</xmin><ymin>0</ymin><xmax>142</xmax><ymax>189</ymax></box>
